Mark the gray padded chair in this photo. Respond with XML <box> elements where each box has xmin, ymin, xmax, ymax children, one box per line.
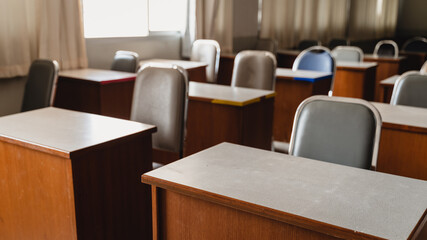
<box><xmin>289</xmin><ymin>95</ymin><xmax>382</xmax><ymax>169</ymax></box>
<box><xmin>231</xmin><ymin>50</ymin><xmax>277</xmax><ymax>90</ymax></box>
<box><xmin>111</xmin><ymin>50</ymin><xmax>139</xmax><ymax>73</ymax></box>
<box><xmin>332</xmin><ymin>46</ymin><xmax>364</xmax><ymax>62</ymax></box>
<box><xmin>373</xmin><ymin>40</ymin><xmax>399</xmax><ymax>58</ymax></box>
<box><xmin>190</xmin><ymin>39</ymin><xmax>220</xmax><ymax>83</ymax></box>
<box><xmin>255</xmin><ymin>38</ymin><xmax>278</xmax><ymax>55</ymax></box>
<box><xmin>390</xmin><ymin>71</ymin><xmax>427</xmax><ymax>109</ymax></box>
<box><xmin>420</xmin><ymin>61</ymin><xmax>427</xmax><ymax>74</ymax></box>
<box><xmin>22</xmin><ymin>59</ymin><xmax>59</xmax><ymax>112</ymax></box>
<box><xmin>131</xmin><ymin>64</ymin><xmax>188</xmax><ymax>165</ymax></box>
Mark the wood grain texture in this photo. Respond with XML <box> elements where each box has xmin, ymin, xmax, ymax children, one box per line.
<box><xmin>155</xmin><ymin>188</ymin><xmax>343</xmax><ymax>240</ymax></box>
<box><xmin>184</xmin><ymin>97</ymin><xmax>274</xmax><ymax>156</ymax></box>
<box><xmin>363</xmin><ymin>56</ymin><xmax>404</xmax><ymax>102</ymax></box>
<box><xmin>0</xmin><ymin>141</ymin><xmax>77</xmax><ymax>240</ymax></box>
<box><xmin>333</xmin><ymin>64</ymin><xmax>377</xmax><ymax>100</ymax></box>
<box><xmin>377</xmin><ymin>127</ymin><xmax>427</xmax><ymax>181</ymax></box>
<box><xmin>54</xmin><ymin>74</ymin><xmax>135</xmax><ymax>120</ymax></box>
<box><xmin>273</xmin><ymin>77</ymin><xmax>331</xmax><ymax>142</ymax></box>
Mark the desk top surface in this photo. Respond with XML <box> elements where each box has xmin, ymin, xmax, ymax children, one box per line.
<box><xmin>276</xmin><ymin>68</ymin><xmax>332</xmax><ymax>81</ymax></box>
<box><xmin>364</xmin><ymin>54</ymin><xmax>406</xmax><ymax>62</ymax></box>
<box><xmin>277</xmin><ymin>49</ymin><xmax>301</xmax><ymax>55</ymax></box>
<box><xmin>336</xmin><ymin>61</ymin><xmax>378</xmax><ymax>69</ymax></box>
<box><xmin>139</xmin><ymin>59</ymin><xmax>207</xmax><ymax>70</ymax></box>
<box><xmin>380</xmin><ymin>75</ymin><xmax>400</xmax><ymax>86</ymax></box>
<box><xmin>189</xmin><ymin>82</ymin><xmax>274</xmax><ymax>106</ymax></box>
<box><xmin>372</xmin><ymin>102</ymin><xmax>427</xmax><ymax>130</ymax></box>
<box><xmin>0</xmin><ymin>108</ymin><xmax>156</xmax><ymax>157</ymax></box>
<box><xmin>59</xmin><ymin>68</ymin><xmax>136</xmax><ymax>83</ymax></box>
<box><xmin>143</xmin><ymin>143</ymin><xmax>427</xmax><ymax>240</ymax></box>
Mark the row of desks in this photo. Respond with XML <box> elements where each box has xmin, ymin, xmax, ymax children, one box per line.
<box><xmin>52</xmin><ymin>67</ymin><xmax>427</xmax><ymax>182</ymax></box>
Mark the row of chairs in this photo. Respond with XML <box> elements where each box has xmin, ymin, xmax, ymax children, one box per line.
<box><xmin>301</xmin><ymin>37</ymin><xmax>427</xmax><ymax>54</ymax></box>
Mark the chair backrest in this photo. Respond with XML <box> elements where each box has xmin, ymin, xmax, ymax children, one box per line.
<box><xmin>298</xmin><ymin>40</ymin><xmax>321</xmax><ymax>51</ymax></box>
<box><xmin>373</xmin><ymin>40</ymin><xmax>399</xmax><ymax>58</ymax></box>
<box><xmin>230</xmin><ymin>50</ymin><xmax>277</xmax><ymax>90</ymax></box>
<box><xmin>289</xmin><ymin>95</ymin><xmax>382</xmax><ymax>169</ymax></box>
<box><xmin>328</xmin><ymin>39</ymin><xmax>349</xmax><ymax>49</ymax></box>
<box><xmin>402</xmin><ymin>37</ymin><xmax>427</xmax><ymax>53</ymax></box>
<box><xmin>255</xmin><ymin>38</ymin><xmax>278</xmax><ymax>55</ymax></box>
<box><xmin>111</xmin><ymin>50</ymin><xmax>139</xmax><ymax>73</ymax></box>
<box><xmin>332</xmin><ymin>46</ymin><xmax>364</xmax><ymax>62</ymax></box>
<box><xmin>421</xmin><ymin>61</ymin><xmax>427</xmax><ymax>74</ymax></box>
<box><xmin>190</xmin><ymin>39</ymin><xmax>220</xmax><ymax>83</ymax></box>
<box><xmin>131</xmin><ymin>65</ymin><xmax>188</xmax><ymax>155</ymax></box>
<box><xmin>390</xmin><ymin>71</ymin><xmax>427</xmax><ymax>108</ymax></box>
<box><xmin>22</xmin><ymin>59</ymin><xmax>59</xmax><ymax>112</ymax></box>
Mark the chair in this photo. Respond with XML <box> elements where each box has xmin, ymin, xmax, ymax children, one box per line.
<box><xmin>332</xmin><ymin>46</ymin><xmax>364</xmax><ymax>62</ymax></box>
<box><xmin>421</xmin><ymin>61</ymin><xmax>427</xmax><ymax>74</ymax></box>
<box><xmin>111</xmin><ymin>50</ymin><xmax>139</xmax><ymax>73</ymax></box>
<box><xmin>298</xmin><ymin>40</ymin><xmax>321</xmax><ymax>51</ymax></box>
<box><xmin>131</xmin><ymin>64</ymin><xmax>188</xmax><ymax>166</ymax></box>
<box><xmin>255</xmin><ymin>38</ymin><xmax>278</xmax><ymax>55</ymax></box>
<box><xmin>230</xmin><ymin>50</ymin><xmax>276</xmax><ymax>90</ymax></box>
<box><xmin>190</xmin><ymin>39</ymin><xmax>220</xmax><ymax>83</ymax></box>
<box><xmin>292</xmin><ymin>46</ymin><xmax>336</xmax><ymax>95</ymax></box>
<box><xmin>390</xmin><ymin>71</ymin><xmax>427</xmax><ymax>109</ymax></box>
<box><xmin>402</xmin><ymin>37</ymin><xmax>427</xmax><ymax>52</ymax></box>
<box><xmin>328</xmin><ymin>39</ymin><xmax>349</xmax><ymax>49</ymax></box>
<box><xmin>22</xmin><ymin>59</ymin><xmax>59</xmax><ymax>112</ymax></box>
<box><xmin>373</xmin><ymin>40</ymin><xmax>399</xmax><ymax>58</ymax></box>
<box><xmin>289</xmin><ymin>95</ymin><xmax>382</xmax><ymax>169</ymax></box>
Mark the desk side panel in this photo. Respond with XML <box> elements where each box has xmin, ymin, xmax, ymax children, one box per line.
<box><xmin>363</xmin><ymin>59</ymin><xmax>401</xmax><ymax>102</ymax></box>
<box><xmin>54</xmin><ymin>77</ymin><xmax>101</xmax><ymax>114</ymax></box>
<box><xmin>71</xmin><ymin>133</ymin><xmax>153</xmax><ymax>240</ymax></box>
<box><xmin>217</xmin><ymin>56</ymin><xmax>235</xmax><ymax>86</ymax></box>
<box><xmin>334</xmin><ymin>66</ymin><xmax>376</xmax><ymax>100</ymax></box>
<box><xmin>0</xmin><ymin>141</ymin><xmax>77</xmax><ymax>240</ymax></box>
<box><xmin>99</xmin><ymin>80</ymin><xmax>134</xmax><ymax>119</ymax></box>
<box><xmin>156</xmin><ymin>188</ymin><xmax>342</xmax><ymax>240</ymax></box>
<box><xmin>377</xmin><ymin>127</ymin><xmax>427</xmax><ymax>181</ymax></box>
<box><xmin>184</xmin><ymin>100</ymin><xmax>242</xmax><ymax>156</ymax></box>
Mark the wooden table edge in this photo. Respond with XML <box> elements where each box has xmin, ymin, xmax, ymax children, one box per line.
<box><xmin>141</xmin><ymin>174</ymin><xmax>385</xmax><ymax>240</ymax></box>
<box><xmin>382</xmin><ymin>122</ymin><xmax>427</xmax><ymax>135</ymax></box>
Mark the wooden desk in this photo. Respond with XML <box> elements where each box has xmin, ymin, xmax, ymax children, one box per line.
<box><xmin>333</xmin><ymin>61</ymin><xmax>377</xmax><ymax>100</ymax></box>
<box><xmin>0</xmin><ymin>108</ymin><xmax>156</xmax><ymax>239</ymax></box>
<box><xmin>276</xmin><ymin>49</ymin><xmax>300</xmax><ymax>68</ymax></box>
<box><xmin>274</xmin><ymin>68</ymin><xmax>332</xmax><ymax>142</ymax></box>
<box><xmin>364</xmin><ymin>55</ymin><xmax>406</xmax><ymax>101</ymax></box>
<box><xmin>142</xmin><ymin>143</ymin><xmax>427</xmax><ymax>240</ymax></box>
<box><xmin>54</xmin><ymin>68</ymin><xmax>136</xmax><ymax>119</ymax></box>
<box><xmin>372</xmin><ymin>102</ymin><xmax>427</xmax><ymax>181</ymax></box>
<box><xmin>139</xmin><ymin>59</ymin><xmax>208</xmax><ymax>83</ymax></box>
<box><xmin>379</xmin><ymin>75</ymin><xmax>399</xmax><ymax>103</ymax></box>
<box><xmin>185</xmin><ymin>82</ymin><xmax>274</xmax><ymax>156</ymax></box>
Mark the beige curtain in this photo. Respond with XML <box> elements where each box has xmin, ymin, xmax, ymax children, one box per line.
<box><xmin>348</xmin><ymin>0</ymin><xmax>398</xmax><ymax>40</ymax></box>
<box><xmin>260</xmin><ymin>0</ymin><xmax>349</xmax><ymax>49</ymax></box>
<box><xmin>0</xmin><ymin>0</ymin><xmax>87</xmax><ymax>78</ymax></box>
<box><xmin>194</xmin><ymin>0</ymin><xmax>233</xmax><ymax>53</ymax></box>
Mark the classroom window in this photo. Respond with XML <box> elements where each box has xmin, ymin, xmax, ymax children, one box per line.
<box><xmin>82</xmin><ymin>0</ymin><xmax>187</xmax><ymax>38</ymax></box>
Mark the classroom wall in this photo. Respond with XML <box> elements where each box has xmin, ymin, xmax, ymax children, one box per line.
<box><xmin>85</xmin><ymin>34</ymin><xmax>182</xmax><ymax>69</ymax></box>
<box><xmin>232</xmin><ymin>0</ymin><xmax>259</xmax><ymax>53</ymax></box>
<box><xmin>396</xmin><ymin>0</ymin><xmax>427</xmax><ymax>37</ymax></box>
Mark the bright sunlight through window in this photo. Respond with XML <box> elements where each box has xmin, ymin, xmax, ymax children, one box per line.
<box><xmin>82</xmin><ymin>0</ymin><xmax>187</xmax><ymax>38</ymax></box>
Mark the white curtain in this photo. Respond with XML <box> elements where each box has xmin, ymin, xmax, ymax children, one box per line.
<box><xmin>348</xmin><ymin>0</ymin><xmax>399</xmax><ymax>39</ymax></box>
<box><xmin>0</xmin><ymin>0</ymin><xmax>87</xmax><ymax>78</ymax></box>
<box><xmin>192</xmin><ymin>0</ymin><xmax>233</xmax><ymax>53</ymax></box>
<box><xmin>260</xmin><ymin>0</ymin><xmax>349</xmax><ymax>49</ymax></box>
